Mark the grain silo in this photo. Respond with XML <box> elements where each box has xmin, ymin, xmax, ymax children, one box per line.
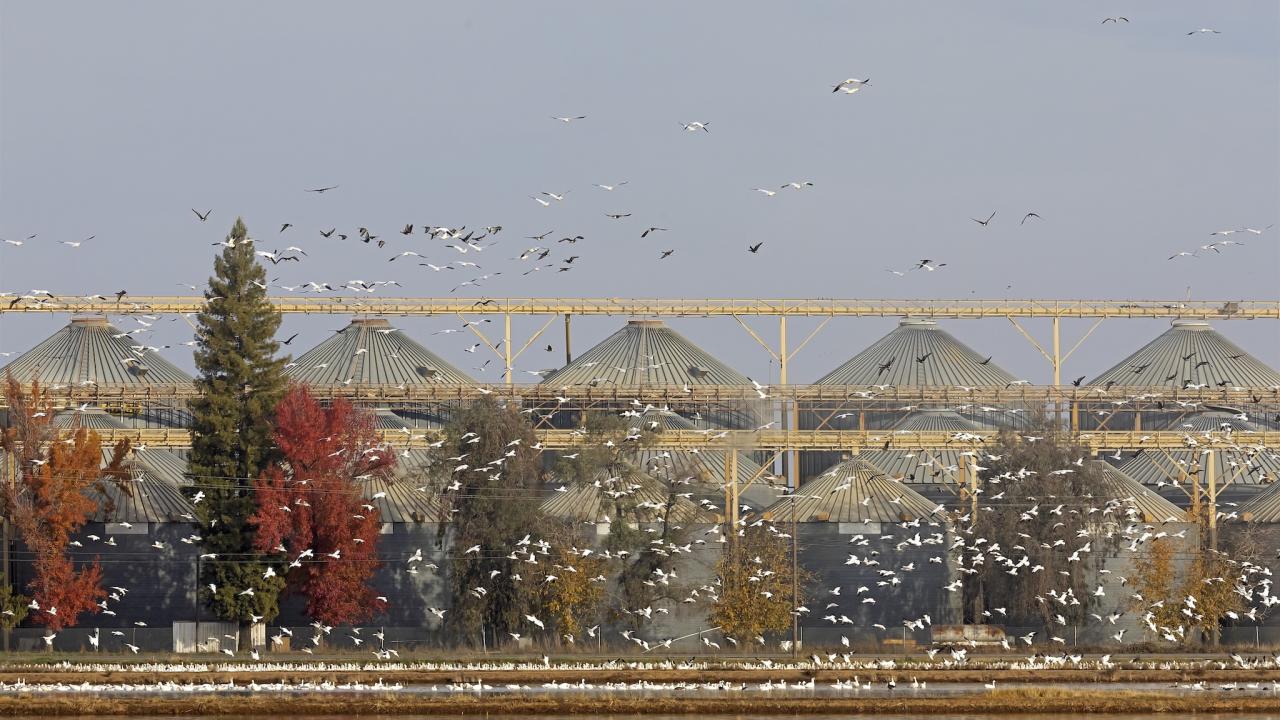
<box><xmin>541</xmin><ymin>464</ymin><xmax>722</xmax><ymax>643</ymax></box>
<box><xmin>24</xmin><ymin>409</ymin><xmax>199</xmax><ymax>646</ymax></box>
<box><xmin>801</xmin><ymin>320</ymin><xmax>1019</xmax><ymax>479</ymax></box>
<box><xmin>1073</xmin><ymin>462</ymin><xmax>1199</xmax><ymax>644</ymax></box>
<box><xmin>762</xmin><ymin>457</ymin><xmax>957</xmax><ymax>645</ymax></box>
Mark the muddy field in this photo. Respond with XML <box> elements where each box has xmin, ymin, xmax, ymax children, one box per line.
<box><xmin>0</xmin><ymin>665</ymin><xmax>1277</xmax><ymax>686</ymax></box>
<box><xmin>0</xmin><ymin>687</ymin><xmax>1278</xmax><ymax>716</ymax></box>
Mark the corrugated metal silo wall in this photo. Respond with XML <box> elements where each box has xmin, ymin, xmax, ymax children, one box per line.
<box><xmin>10</xmin><ymin>522</ymin><xmax>199</xmax><ymax>635</ymax></box>
<box><xmin>793</xmin><ymin>523</ymin><xmax>960</xmax><ymax>647</ymax></box>
<box><xmin>274</xmin><ymin>523</ymin><xmax>452</xmax><ymax>646</ymax></box>
<box><xmin>1075</xmin><ymin>524</ymin><xmax>1200</xmax><ymax>645</ymax></box>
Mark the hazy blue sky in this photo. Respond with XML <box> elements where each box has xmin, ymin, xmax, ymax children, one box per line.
<box><xmin>1</xmin><ymin>1</ymin><xmax>1276</xmax><ymax>385</ymax></box>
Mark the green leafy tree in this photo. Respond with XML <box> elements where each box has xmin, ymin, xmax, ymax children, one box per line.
<box><xmin>188</xmin><ymin>218</ymin><xmax>288</xmax><ymax>638</ymax></box>
<box><xmin>0</xmin><ymin>582</ymin><xmax>30</xmax><ymax>651</ymax></box>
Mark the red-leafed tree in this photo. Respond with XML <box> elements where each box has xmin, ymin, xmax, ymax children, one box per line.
<box><xmin>1</xmin><ymin>375</ymin><xmax>130</xmax><ymax>631</ymax></box>
<box><xmin>251</xmin><ymin>385</ymin><xmax>394</xmax><ymax>626</ymax></box>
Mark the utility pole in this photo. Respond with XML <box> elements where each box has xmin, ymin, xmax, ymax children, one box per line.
<box><xmin>1206</xmin><ymin>450</ymin><xmax>1217</xmax><ymax>552</ymax></box>
<box><xmin>1</xmin><ymin>449</ymin><xmax>13</xmax><ymax>652</ymax></box>
<box><xmin>791</xmin><ymin>492</ymin><xmax>798</xmax><ymax>658</ymax></box>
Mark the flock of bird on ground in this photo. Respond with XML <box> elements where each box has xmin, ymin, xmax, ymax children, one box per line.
<box><xmin>0</xmin><ymin>12</ymin><xmax>1277</xmax><ymax>667</ymax></box>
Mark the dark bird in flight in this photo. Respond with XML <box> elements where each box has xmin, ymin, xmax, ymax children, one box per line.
<box><xmin>401</xmin><ymin>224</ymin><xmax>414</xmax><ymax>235</ymax></box>
<box><xmin>641</xmin><ymin>227</ymin><xmax>668</xmax><ymax>238</ymax></box>
<box><xmin>473</xmin><ymin>299</ymin><xmax>496</xmax><ymax>307</ymax></box>
<box><xmin>545</xmin><ymin>344</ymin><xmax>553</xmax><ymax>352</ymax></box>
<box><xmin>527</xmin><ymin>230</ymin><xmax>554</xmax><ymax>241</ymax></box>
<box><xmin>971</xmin><ymin>211</ymin><xmax>996</xmax><ymax>227</ymax></box>
<box><xmin>114</xmin><ymin>290</ymin><xmax>127</xmax><ymax>301</ymax></box>
<box><xmin>305</xmin><ymin>185</ymin><xmax>339</xmax><ymax>193</ymax></box>
<box><xmin>979</xmin><ymin>356</ymin><xmax>993</xmax><ymax>365</ymax></box>
<box><xmin>659</xmin><ymin>249</ymin><xmax>675</xmax><ymax>259</ymax></box>
<box><xmin>558</xmin><ymin>235</ymin><xmax>584</xmax><ymax>244</ymax></box>
<box><xmin>1165</xmin><ymin>373</ymin><xmax>1178</xmax><ymax>381</ymax></box>
<box><xmin>1194</xmin><ymin>360</ymin><xmax>1210</xmax><ymax>369</ymax></box>
<box><xmin>748</xmin><ymin>242</ymin><xmax>763</xmax><ymax>253</ymax></box>
<box><xmin>8</xmin><ymin>297</ymin><xmax>21</xmax><ymax>309</ymax></box>
<box><xmin>605</xmin><ymin>213</ymin><xmax>631</xmax><ymax>219</ymax></box>
<box><xmin>281</xmin><ymin>333</ymin><xmax>298</xmax><ymax>345</ymax></box>
<box><xmin>320</xmin><ymin>228</ymin><xmax>336</xmax><ymax>238</ymax></box>
<box><xmin>1131</xmin><ymin>364</ymin><xmax>1149</xmax><ymax>373</ymax></box>
<box><xmin>1020</xmin><ymin>212</ymin><xmax>1041</xmax><ymax>225</ymax></box>
<box><xmin>915</xmin><ymin>353</ymin><xmax>932</xmax><ymax>364</ymax></box>
<box><xmin>1181</xmin><ymin>352</ymin><xmax>1196</xmax><ymax>361</ymax></box>
<box><xmin>192</xmin><ymin>209</ymin><xmax>212</xmax><ymax>222</ymax></box>
<box><xmin>563</xmin><ymin>256</ymin><xmax>580</xmax><ymax>264</ymax></box>
<box><xmin>280</xmin><ymin>223</ymin><xmax>292</xmax><ymax>233</ymax></box>
<box><xmin>878</xmin><ymin>358</ymin><xmax>894</xmax><ymax>376</ymax></box>
<box><xmin>1072</xmin><ymin>376</ymin><xmax>1085</xmax><ymax>386</ymax></box>
<box><xmin>1101</xmin><ymin>17</ymin><xmax>1128</xmax><ymax>23</ymax></box>
<box><xmin>1228</xmin><ymin>354</ymin><xmax>1244</xmax><ymax>360</ymax></box>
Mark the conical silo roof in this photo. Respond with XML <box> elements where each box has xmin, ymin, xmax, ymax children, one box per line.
<box><xmin>1090</xmin><ymin>461</ymin><xmax>1186</xmax><ymax>523</ymax></box>
<box><xmin>892</xmin><ymin>409</ymin><xmax>984</xmax><ymax>433</ymax></box>
<box><xmin>50</xmin><ymin>407</ymin><xmax>194</xmax><ymax>522</ymax></box>
<box><xmin>1241</xmin><ymin>483</ymin><xmax>1280</xmax><ymax>522</ymax></box>
<box><xmin>1</xmin><ymin>317</ymin><xmax>193</xmax><ymax>386</ymax></box>
<box><xmin>541</xmin><ymin>466</ymin><xmax>718</xmax><ymax>525</ymax></box>
<box><xmin>815</xmin><ymin>320</ymin><xmax>1018</xmax><ymax>386</ymax></box>
<box><xmin>371</xmin><ymin>408</ymin><xmax>411</xmax><ymax>430</ymax></box>
<box><xmin>286</xmin><ymin>318</ymin><xmax>474</xmax><ymax>386</ymax></box>
<box><xmin>1118</xmin><ymin>448</ymin><xmax>1280</xmax><ymax>487</ymax></box>
<box><xmin>1087</xmin><ymin>320</ymin><xmax>1280</xmax><ymax>389</ymax></box>
<box><xmin>636</xmin><ymin>413</ymin><xmax>781</xmax><ymax>509</ymax></box>
<box><xmin>54</xmin><ymin>408</ymin><xmax>127</xmax><ymax>430</ymax></box>
<box><xmin>763</xmin><ymin>457</ymin><xmax>943</xmax><ymax>523</ymax></box>
<box><xmin>540</xmin><ymin>320</ymin><xmax>752</xmax><ymax>387</ymax></box>
<box><xmin>857</xmin><ymin>448</ymin><xmax>966</xmax><ymax>486</ymax></box>
<box><xmin>1169</xmin><ymin>410</ymin><xmax>1261</xmax><ymax>433</ymax></box>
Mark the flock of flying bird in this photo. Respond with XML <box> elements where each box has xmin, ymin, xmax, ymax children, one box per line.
<box><xmin>17</xmin><ymin>389</ymin><xmax>1278</xmax><ymax>660</ymax></box>
<box><xmin>0</xmin><ymin>11</ymin><xmax>1276</xmax><ymax>663</ymax></box>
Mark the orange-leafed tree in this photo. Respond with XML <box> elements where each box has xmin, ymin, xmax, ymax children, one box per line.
<box><xmin>1</xmin><ymin>375</ymin><xmax>130</xmax><ymax>630</ymax></box>
<box><xmin>250</xmin><ymin>385</ymin><xmax>395</xmax><ymax>626</ymax></box>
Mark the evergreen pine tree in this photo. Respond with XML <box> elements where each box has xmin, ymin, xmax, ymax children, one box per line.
<box><xmin>189</xmin><ymin>218</ymin><xmax>288</xmax><ymax>638</ymax></box>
